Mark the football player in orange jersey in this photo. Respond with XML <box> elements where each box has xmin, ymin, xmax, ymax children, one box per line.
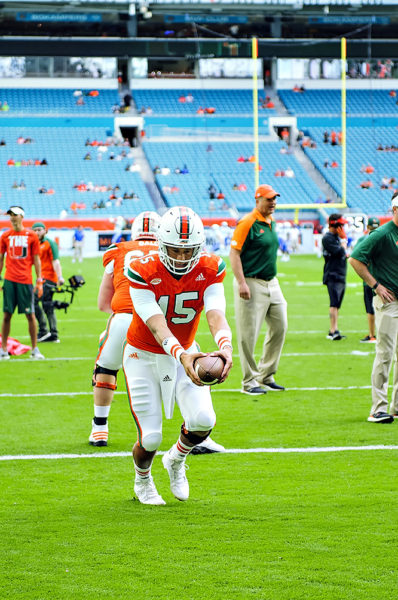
<box><xmin>123</xmin><ymin>206</ymin><xmax>233</xmax><ymax>505</ymax></box>
<box><xmin>89</xmin><ymin>211</ymin><xmax>160</xmax><ymax>447</ymax></box>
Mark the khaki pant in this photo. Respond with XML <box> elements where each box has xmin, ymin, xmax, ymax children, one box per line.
<box><xmin>371</xmin><ymin>296</ymin><xmax>398</xmax><ymax>415</ymax></box>
<box><xmin>233</xmin><ymin>277</ymin><xmax>287</xmax><ymax>390</ymax></box>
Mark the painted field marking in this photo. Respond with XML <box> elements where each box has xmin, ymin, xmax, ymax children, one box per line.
<box><xmin>0</xmin><ymin>384</ymin><xmax>376</xmax><ymax>398</ymax></box>
<box><xmin>1</xmin><ymin>444</ymin><xmax>398</xmax><ymax>462</ymax></box>
<box><xmin>0</xmin><ymin>350</ymin><xmax>372</xmax><ymax>364</ymax></box>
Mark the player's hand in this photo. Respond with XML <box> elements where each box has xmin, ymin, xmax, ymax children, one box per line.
<box><xmin>208</xmin><ymin>347</ymin><xmax>233</xmax><ymax>383</ymax></box>
<box><xmin>34</xmin><ymin>278</ymin><xmax>43</xmax><ymax>298</ymax></box>
<box><xmin>180</xmin><ymin>351</ymin><xmax>207</xmax><ymax>386</ymax></box>
<box><xmin>376</xmin><ymin>284</ymin><xmax>396</xmax><ymax>304</ymax></box>
<box><xmin>58</xmin><ymin>277</ymin><xmax>65</xmax><ymax>286</ymax></box>
<box><xmin>238</xmin><ymin>280</ymin><xmax>251</xmax><ymax>300</ymax></box>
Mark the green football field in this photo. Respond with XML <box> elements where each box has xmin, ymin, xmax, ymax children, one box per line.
<box><xmin>1</xmin><ymin>254</ymin><xmax>397</xmax><ymax>600</ymax></box>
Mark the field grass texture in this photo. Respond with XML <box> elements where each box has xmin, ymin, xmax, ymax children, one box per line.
<box><xmin>1</xmin><ymin>254</ymin><xmax>397</xmax><ymax>600</ymax></box>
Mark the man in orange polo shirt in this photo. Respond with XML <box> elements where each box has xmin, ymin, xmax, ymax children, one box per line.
<box><xmin>229</xmin><ymin>185</ymin><xmax>287</xmax><ymax>395</ymax></box>
<box><xmin>0</xmin><ymin>206</ymin><xmax>44</xmax><ymax>360</ymax></box>
<box><xmin>32</xmin><ymin>222</ymin><xmax>64</xmax><ymax>343</ymax></box>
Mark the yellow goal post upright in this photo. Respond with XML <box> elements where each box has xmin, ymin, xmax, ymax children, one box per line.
<box><xmin>251</xmin><ymin>36</ymin><xmax>348</xmax><ymax>223</ymax></box>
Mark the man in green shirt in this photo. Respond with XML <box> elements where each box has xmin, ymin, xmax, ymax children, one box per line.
<box><xmin>230</xmin><ymin>184</ymin><xmax>287</xmax><ymax>395</ymax></box>
<box><xmin>349</xmin><ymin>193</ymin><xmax>398</xmax><ymax>423</ymax></box>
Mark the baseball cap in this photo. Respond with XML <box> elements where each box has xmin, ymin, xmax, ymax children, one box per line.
<box><xmin>329</xmin><ymin>214</ymin><xmax>348</xmax><ymax>226</ymax></box>
<box><xmin>392</xmin><ymin>196</ymin><xmax>398</xmax><ymax>208</ymax></box>
<box><xmin>6</xmin><ymin>206</ymin><xmax>24</xmax><ymax>217</ymax></box>
<box><xmin>367</xmin><ymin>217</ymin><xmax>380</xmax><ymax>230</ymax></box>
<box><xmin>32</xmin><ymin>222</ymin><xmax>46</xmax><ymax>230</ymax></box>
<box><xmin>255</xmin><ymin>184</ymin><xmax>280</xmax><ymax>199</ymax></box>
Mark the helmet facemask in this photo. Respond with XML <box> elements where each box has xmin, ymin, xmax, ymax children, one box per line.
<box><xmin>158</xmin><ymin>207</ymin><xmax>205</xmax><ymax>275</ymax></box>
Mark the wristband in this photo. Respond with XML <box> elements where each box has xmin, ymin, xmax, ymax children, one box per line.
<box><xmin>372</xmin><ymin>282</ymin><xmax>379</xmax><ymax>291</ymax></box>
<box><xmin>214</xmin><ymin>328</ymin><xmax>233</xmax><ymax>351</ymax></box>
<box><xmin>162</xmin><ymin>336</ymin><xmax>184</xmax><ymax>363</ymax></box>
<box><xmin>36</xmin><ymin>278</ymin><xmax>44</xmax><ymax>283</ymax></box>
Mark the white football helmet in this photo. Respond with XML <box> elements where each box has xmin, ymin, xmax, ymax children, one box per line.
<box><xmin>130</xmin><ymin>211</ymin><xmax>160</xmax><ymax>241</ymax></box>
<box><xmin>158</xmin><ymin>206</ymin><xmax>205</xmax><ymax>275</ymax></box>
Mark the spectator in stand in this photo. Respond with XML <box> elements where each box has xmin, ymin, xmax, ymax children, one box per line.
<box><xmin>330</xmin><ymin>131</ymin><xmax>337</xmax><ymax>146</ymax></box>
<box><xmin>1</xmin><ymin>101</ymin><xmax>10</xmax><ymax>112</ymax></box>
<box><xmin>205</xmin><ymin>107</ymin><xmax>216</xmax><ymax>114</ymax></box>
<box><xmin>338</xmin><ymin>131</ymin><xmax>343</xmax><ymax>145</ymax></box>
<box><xmin>360</xmin><ymin>180</ymin><xmax>373</xmax><ymax>189</ymax></box>
<box><xmin>280</xmin><ymin>128</ymin><xmax>289</xmax><ymax>143</ymax></box>
<box><xmin>285</xmin><ymin>166</ymin><xmax>295</xmax><ymax>178</ymax></box>
<box><xmin>208</xmin><ymin>183</ymin><xmax>217</xmax><ymax>200</ymax></box>
<box><xmin>186</xmin><ymin>93</ymin><xmax>194</xmax><ymax>103</ymax></box>
<box><xmin>324</xmin><ymin>160</ymin><xmax>329</xmax><ymax>168</ymax></box>
<box><xmin>331</xmin><ymin>160</ymin><xmax>339</xmax><ymax>168</ymax></box>
<box><xmin>323</xmin><ymin>131</ymin><xmax>329</xmax><ymax>144</ymax></box>
<box><xmin>265</xmin><ymin>100</ymin><xmax>275</xmax><ymax>109</ymax></box>
<box><xmin>217</xmin><ymin>190</ymin><xmax>225</xmax><ymax>200</ymax></box>
<box><xmin>196</xmin><ymin>107</ymin><xmax>205</xmax><ymax>115</ymax></box>
<box><xmin>178</xmin><ymin>95</ymin><xmax>186</xmax><ymax>103</ymax></box>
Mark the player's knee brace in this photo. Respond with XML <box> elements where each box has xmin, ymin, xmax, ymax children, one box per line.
<box><xmin>181</xmin><ymin>424</ymin><xmax>212</xmax><ymax>445</ymax></box>
<box><xmin>92</xmin><ymin>364</ymin><xmax>118</xmax><ymax>390</ymax></box>
<box><xmin>141</xmin><ymin>431</ymin><xmax>162</xmax><ymax>452</ymax></box>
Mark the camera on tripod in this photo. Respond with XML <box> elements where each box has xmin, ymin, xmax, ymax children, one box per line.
<box><xmin>52</xmin><ymin>275</ymin><xmax>85</xmax><ymax>312</ymax></box>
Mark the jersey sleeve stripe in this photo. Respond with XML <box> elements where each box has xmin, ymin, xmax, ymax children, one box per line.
<box><xmin>126</xmin><ymin>268</ymin><xmax>148</xmax><ymax>286</ymax></box>
<box><xmin>217</xmin><ymin>258</ymin><xmax>226</xmax><ymax>276</ymax></box>
<box><xmin>104</xmin><ymin>244</ymin><xmax>118</xmax><ymax>254</ymax></box>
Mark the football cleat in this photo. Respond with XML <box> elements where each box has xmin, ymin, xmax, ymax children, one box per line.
<box><xmin>0</xmin><ymin>348</ymin><xmax>10</xmax><ymax>360</ymax></box>
<box><xmin>31</xmin><ymin>347</ymin><xmax>45</xmax><ymax>360</ymax></box>
<box><xmin>162</xmin><ymin>450</ymin><xmax>189</xmax><ymax>501</ymax></box>
<box><xmin>89</xmin><ymin>419</ymin><xmax>108</xmax><ymax>446</ymax></box>
<box><xmin>191</xmin><ymin>437</ymin><xmax>225</xmax><ymax>455</ymax></box>
<box><xmin>134</xmin><ymin>476</ymin><xmax>166</xmax><ymax>506</ymax></box>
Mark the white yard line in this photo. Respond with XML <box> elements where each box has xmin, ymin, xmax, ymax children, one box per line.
<box><xmin>0</xmin><ymin>350</ymin><xmax>372</xmax><ymax>363</ymax></box>
<box><xmin>0</xmin><ymin>384</ymin><xmax>376</xmax><ymax>398</ymax></box>
<box><xmin>1</xmin><ymin>444</ymin><xmax>397</xmax><ymax>462</ymax></box>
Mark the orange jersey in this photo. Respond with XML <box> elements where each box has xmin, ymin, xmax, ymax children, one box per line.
<box><xmin>0</xmin><ymin>228</ymin><xmax>40</xmax><ymax>284</ymax></box>
<box><xmin>39</xmin><ymin>237</ymin><xmax>59</xmax><ymax>283</ymax></box>
<box><xmin>126</xmin><ymin>252</ymin><xmax>226</xmax><ymax>353</ymax></box>
<box><xmin>103</xmin><ymin>239</ymin><xmax>158</xmax><ymax>313</ymax></box>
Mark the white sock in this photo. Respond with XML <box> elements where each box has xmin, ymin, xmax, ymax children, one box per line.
<box><xmin>170</xmin><ymin>437</ymin><xmax>192</xmax><ymax>461</ymax></box>
<box><xmin>94</xmin><ymin>404</ymin><xmax>111</xmax><ymax>419</ymax></box>
<box><xmin>134</xmin><ymin>462</ymin><xmax>151</xmax><ymax>480</ymax></box>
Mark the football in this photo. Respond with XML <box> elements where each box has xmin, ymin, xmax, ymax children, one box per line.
<box><xmin>194</xmin><ymin>355</ymin><xmax>225</xmax><ymax>385</ymax></box>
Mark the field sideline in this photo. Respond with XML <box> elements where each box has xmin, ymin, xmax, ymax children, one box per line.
<box><xmin>1</xmin><ymin>254</ymin><xmax>397</xmax><ymax>600</ymax></box>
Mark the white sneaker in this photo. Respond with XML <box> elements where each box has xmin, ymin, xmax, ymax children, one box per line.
<box><xmin>134</xmin><ymin>476</ymin><xmax>166</xmax><ymax>506</ymax></box>
<box><xmin>191</xmin><ymin>437</ymin><xmax>225</xmax><ymax>455</ymax></box>
<box><xmin>0</xmin><ymin>348</ymin><xmax>10</xmax><ymax>360</ymax></box>
<box><xmin>89</xmin><ymin>419</ymin><xmax>108</xmax><ymax>447</ymax></box>
<box><xmin>162</xmin><ymin>450</ymin><xmax>189</xmax><ymax>501</ymax></box>
<box><xmin>31</xmin><ymin>347</ymin><xmax>45</xmax><ymax>360</ymax></box>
